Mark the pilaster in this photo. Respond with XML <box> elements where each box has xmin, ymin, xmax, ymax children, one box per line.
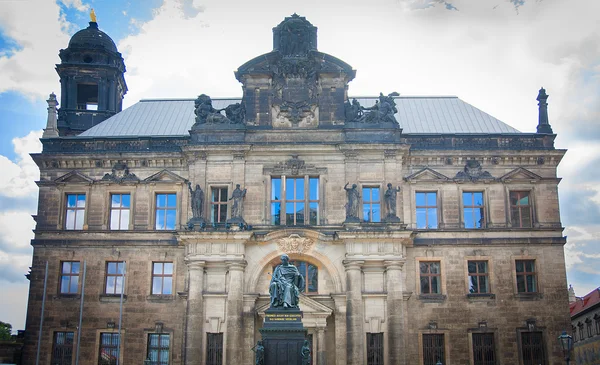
<box><xmin>385</xmin><ymin>259</ymin><xmax>406</xmax><ymax>365</ymax></box>
<box><xmin>343</xmin><ymin>260</ymin><xmax>364</xmax><ymax>365</ymax></box>
<box><xmin>184</xmin><ymin>260</ymin><xmax>206</xmax><ymax>365</ymax></box>
<box><xmin>225</xmin><ymin>260</ymin><xmax>246</xmax><ymax>364</ymax></box>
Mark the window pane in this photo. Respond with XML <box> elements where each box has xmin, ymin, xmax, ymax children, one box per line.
<box><xmin>163</xmin><ymin>263</ymin><xmax>173</xmax><ymax>275</ymax></box>
<box><xmin>516</xmin><ymin>261</ymin><xmax>524</xmax><ymax>272</ymax></box>
<box><xmin>285</xmin><ymin>202</ymin><xmax>295</xmax><ymax>225</ymax></box>
<box><xmin>120</xmin><ymin>210</ymin><xmax>129</xmax><ymax>229</ymax></box>
<box><xmin>69</xmin><ymin>276</ymin><xmax>79</xmax><ymax>293</ymax></box>
<box><xmin>426</xmin><ymin>193</ymin><xmax>437</xmax><ymax>206</ymax></box>
<box><xmin>71</xmin><ymin>262</ymin><xmax>80</xmax><ymax>273</ymax></box>
<box><xmin>519</xmin><ymin>194</ymin><xmax>529</xmax><ymax>205</ymax></box>
<box><xmin>464</xmin><ymin>208</ymin><xmax>474</xmax><ymax>229</ymax></box>
<box><xmin>163</xmin><ymin>277</ymin><xmax>173</xmax><ymax>295</ymax></box>
<box><xmin>473</xmin><ymin>192</ymin><xmax>483</xmax><ymax>205</ymax></box>
<box><xmin>107</xmin><ymin>263</ymin><xmax>117</xmax><ymax>274</ymax></box>
<box><xmin>106</xmin><ymin>277</ymin><xmax>116</xmax><ymax>294</ymax></box>
<box><xmin>111</xmin><ymin>195</ymin><xmax>121</xmax><ymax>207</ymax></box>
<box><xmin>431</xmin><ymin>276</ymin><xmax>440</xmax><ymax>294</ymax></box>
<box><xmin>122</xmin><ymin>194</ymin><xmax>130</xmax><ymax>208</ymax></box>
<box><xmin>220</xmin><ymin>188</ymin><xmax>228</xmax><ymax>202</ymax></box>
<box><xmin>271</xmin><ymin>178</ymin><xmax>281</xmax><ymax>200</ymax></box>
<box><xmin>167</xmin><ymin>194</ymin><xmax>176</xmax><ymax>207</ymax></box>
<box><xmin>363</xmin><ymin>206</ymin><xmax>372</xmax><ymax>222</ymax></box>
<box><xmin>296</xmin><ymin>203</ymin><xmax>305</xmax><ymax>223</ymax></box>
<box><xmin>66</xmin><ymin>210</ymin><xmax>75</xmax><ymax>229</ymax></box>
<box><xmin>527</xmin><ymin>275</ymin><xmax>536</xmax><ymax>292</ymax></box>
<box><xmin>521</xmin><ymin>208</ymin><xmax>532</xmax><ymax>228</ymax></box>
<box><xmin>296</xmin><ymin>178</ymin><xmax>304</xmax><ymax>199</ymax></box>
<box><xmin>61</xmin><ymin>276</ymin><xmax>70</xmax><ymax>293</ymax></box>
<box><xmin>420</xmin><ymin>276</ymin><xmax>430</xmax><ymax>294</ymax></box>
<box><xmin>271</xmin><ymin>202</ymin><xmax>281</xmax><ymax>225</ymax></box>
<box><xmin>463</xmin><ymin>192</ymin><xmax>473</xmax><ymax>206</ymax></box>
<box><xmin>309</xmin><ymin>178</ymin><xmax>318</xmax><ymax>200</ymax></box>
<box><xmin>154</xmin><ymin>263</ymin><xmax>163</xmax><ymax>275</ymax></box>
<box><xmin>156</xmin><ymin>211</ymin><xmax>164</xmax><ymax>230</ymax></box>
<box><xmin>427</xmin><ymin>208</ymin><xmax>438</xmax><ymax>228</ymax></box>
<box><xmin>75</xmin><ymin>210</ymin><xmax>84</xmax><ymax>229</ymax></box>
<box><xmin>478</xmin><ymin>262</ymin><xmax>488</xmax><ymax>273</ymax></box>
<box><xmin>526</xmin><ymin>261</ymin><xmax>535</xmax><ymax>272</ymax></box>
<box><xmin>67</xmin><ymin>194</ymin><xmax>77</xmax><ymax>208</ymax></box>
<box><xmin>110</xmin><ymin>211</ymin><xmax>120</xmax><ymax>230</ymax></box>
<box><xmin>468</xmin><ymin>261</ymin><xmax>477</xmax><ymax>274</ymax></box>
<box><xmin>309</xmin><ymin>202</ymin><xmax>318</xmax><ymax>225</ymax></box>
<box><xmin>416</xmin><ymin>208</ymin><xmax>427</xmax><ymax>229</ymax></box>
<box><xmin>419</xmin><ymin>262</ymin><xmax>429</xmax><ymax>273</ymax></box>
<box><xmin>475</xmin><ymin>207</ymin><xmax>484</xmax><ymax>228</ymax></box>
<box><xmin>363</xmin><ymin>187</ymin><xmax>371</xmax><ymax>200</ymax></box>
<box><xmin>115</xmin><ymin>277</ymin><xmax>123</xmax><ymax>294</ymax></box>
<box><xmin>62</xmin><ymin>262</ymin><xmax>71</xmax><ymax>273</ymax></box>
<box><xmin>372</xmin><ymin>188</ymin><xmax>380</xmax><ymax>202</ymax></box>
<box><xmin>219</xmin><ymin>205</ymin><xmax>227</xmax><ymax>222</ymax></box>
<box><xmin>469</xmin><ymin>276</ymin><xmax>477</xmax><ymax>293</ymax></box>
<box><xmin>286</xmin><ymin>178</ymin><xmax>295</xmax><ymax>200</ymax></box>
<box><xmin>166</xmin><ymin>209</ymin><xmax>176</xmax><ymax>229</ymax></box>
<box><xmin>372</xmin><ymin>204</ymin><xmax>380</xmax><ymax>222</ymax></box>
<box><xmin>430</xmin><ymin>262</ymin><xmax>440</xmax><ymax>274</ymax></box>
<box><xmin>416</xmin><ymin>193</ymin><xmax>426</xmax><ymax>206</ymax></box>
<box><xmin>76</xmin><ymin>195</ymin><xmax>86</xmax><ymax>207</ymax></box>
<box><xmin>152</xmin><ymin>278</ymin><xmax>162</xmax><ymax>294</ymax></box>
<box><xmin>308</xmin><ymin>264</ymin><xmax>318</xmax><ymax>292</ymax></box>
<box><xmin>479</xmin><ymin>276</ymin><xmax>488</xmax><ymax>293</ymax></box>
<box><xmin>156</xmin><ymin>194</ymin><xmax>166</xmax><ymax>208</ymax></box>
<box><xmin>517</xmin><ymin>275</ymin><xmax>526</xmax><ymax>292</ymax></box>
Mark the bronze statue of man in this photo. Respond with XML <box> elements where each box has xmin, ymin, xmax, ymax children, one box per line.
<box><xmin>269</xmin><ymin>254</ymin><xmax>305</xmax><ymax>309</ymax></box>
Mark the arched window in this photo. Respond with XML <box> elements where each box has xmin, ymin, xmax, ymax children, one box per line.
<box><xmin>273</xmin><ymin>260</ymin><xmax>318</xmax><ymax>294</ymax></box>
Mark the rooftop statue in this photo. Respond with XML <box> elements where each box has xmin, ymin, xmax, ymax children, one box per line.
<box><xmin>344</xmin><ymin>98</ymin><xmax>363</xmax><ymax>123</ymax></box>
<box><xmin>269</xmin><ymin>254</ymin><xmax>305</xmax><ymax>309</ymax></box>
<box><xmin>192</xmin><ymin>94</ymin><xmax>231</xmax><ymax>126</ymax></box>
<box><xmin>360</xmin><ymin>92</ymin><xmax>400</xmax><ymax>124</ymax></box>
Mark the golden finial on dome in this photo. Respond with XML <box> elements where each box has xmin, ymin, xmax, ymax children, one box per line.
<box><xmin>90</xmin><ymin>8</ymin><xmax>97</xmax><ymax>23</ymax></box>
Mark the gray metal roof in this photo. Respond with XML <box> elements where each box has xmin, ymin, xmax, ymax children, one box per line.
<box><xmin>79</xmin><ymin>96</ymin><xmax>521</xmax><ymax>137</ymax></box>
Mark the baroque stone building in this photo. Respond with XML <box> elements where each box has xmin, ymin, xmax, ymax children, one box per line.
<box><xmin>24</xmin><ymin>14</ymin><xmax>571</xmax><ymax>365</ymax></box>
<box><xmin>569</xmin><ymin>286</ymin><xmax>600</xmax><ymax>364</ymax></box>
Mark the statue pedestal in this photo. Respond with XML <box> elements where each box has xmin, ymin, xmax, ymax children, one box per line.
<box><xmin>259</xmin><ymin>308</ymin><xmax>307</xmax><ymax>365</ymax></box>
<box><xmin>186</xmin><ymin>217</ymin><xmax>206</xmax><ymax>231</ymax></box>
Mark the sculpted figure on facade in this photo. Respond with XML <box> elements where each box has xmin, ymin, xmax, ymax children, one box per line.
<box><xmin>224</xmin><ymin>102</ymin><xmax>245</xmax><ymax>124</ymax></box>
<box><xmin>344</xmin><ymin>98</ymin><xmax>363</xmax><ymax>123</ymax></box>
<box><xmin>384</xmin><ymin>183</ymin><xmax>401</xmax><ymax>222</ymax></box>
<box><xmin>269</xmin><ymin>254</ymin><xmax>305</xmax><ymax>309</ymax></box>
<box><xmin>361</xmin><ymin>92</ymin><xmax>399</xmax><ymax>124</ymax></box>
<box><xmin>252</xmin><ymin>340</ymin><xmax>265</xmax><ymax>365</ymax></box>
<box><xmin>228</xmin><ymin>184</ymin><xmax>247</xmax><ymax>222</ymax></box>
<box><xmin>300</xmin><ymin>340</ymin><xmax>311</xmax><ymax>365</ymax></box>
<box><xmin>344</xmin><ymin>182</ymin><xmax>360</xmax><ymax>222</ymax></box>
<box><xmin>187</xmin><ymin>182</ymin><xmax>204</xmax><ymax>221</ymax></box>
<box><xmin>192</xmin><ymin>94</ymin><xmax>230</xmax><ymax>126</ymax></box>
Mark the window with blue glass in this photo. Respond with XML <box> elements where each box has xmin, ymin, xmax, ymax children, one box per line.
<box><xmin>416</xmin><ymin>192</ymin><xmax>438</xmax><ymax>229</ymax></box>
<box><xmin>60</xmin><ymin>261</ymin><xmax>80</xmax><ymax>294</ymax></box>
<box><xmin>463</xmin><ymin>192</ymin><xmax>485</xmax><ymax>229</ymax></box>
<box><xmin>110</xmin><ymin>194</ymin><xmax>130</xmax><ymax>230</ymax></box>
<box><xmin>362</xmin><ymin>187</ymin><xmax>381</xmax><ymax>222</ymax></box>
<box><xmin>152</xmin><ymin>262</ymin><xmax>173</xmax><ymax>295</ymax></box>
<box><xmin>147</xmin><ymin>333</ymin><xmax>170</xmax><ymax>365</ymax></box>
<box><xmin>271</xmin><ymin>177</ymin><xmax>319</xmax><ymax>225</ymax></box>
<box><xmin>98</xmin><ymin>333</ymin><xmax>119</xmax><ymax>365</ymax></box>
<box><xmin>65</xmin><ymin>193</ymin><xmax>86</xmax><ymax>230</ymax></box>
<box><xmin>155</xmin><ymin>193</ymin><xmax>176</xmax><ymax>230</ymax></box>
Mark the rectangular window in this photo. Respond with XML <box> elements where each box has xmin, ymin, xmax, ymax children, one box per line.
<box><xmin>463</xmin><ymin>192</ymin><xmax>485</xmax><ymax>229</ymax></box>
<box><xmin>155</xmin><ymin>193</ymin><xmax>176</xmax><ymax>230</ymax></box>
<box><xmin>147</xmin><ymin>333</ymin><xmax>170</xmax><ymax>365</ymax></box>
<box><xmin>366</xmin><ymin>333</ymin><xmax>383</xmax><ymax>365</ymax></box>
<box><xmin>472</xmin><ymin>333</ymin><xmax>496</xmax><ymax>365</ymax></box>
<box><xmin>572</xmin><ymin>326</ymin><xmax>577</xmax><ymax>342</ymax></box>
<box><xmin>362</xmin><ymin>187</ymin><xmax>381</xmax><ymax>223</ymax></box>
<box><xmin>420</xmin><ymin>261</ymin><xmax>441</xmax><ymax>295</ymax></box>
<box><xmin>60</xmin><ymin>261</ymin><xmax>80</xmax><ymax>294</ymax></box>
<box><xmin>110</xmin><ymin>194</ymin><xmax>130</xmax><ymax>230</ymax></box>
<box><xmin>105</xmin><ymin>261</ymin><xmax>125</xmax><ymax>295</ymax></box>
<box><xmin>422</xmin><ymin>333</ymin><xmax>445</xmax><ymax>365</ymax></box>
<box><xmin>51</xmin><ymin>332</ymin><xmax>74</xmax><ymax>365</ymax></box>
<box><xmin>416</xmin><ymin>192</ymin><xmax>437</xmax><ymax>229</ymax></box>
<box><xmin>468</xmin><ymin>261</ymin><xmax>489</xmax><ymax>294</ymax></box>
<box><xmin>152</xmin><ymin>262</ymin><xmax>173</xmax><ymax>295</ymax></box>
<box><xmin>579</xmin><ymin>325</ymin><xmax>584</xmax><ymax>341</ymax></box>
<box><xmin>210</xmin><ymin>187</ymin><xmax>228</xmax><ymax>223</ymax></box>
<box><xmin>98</xmin><ymin>333</ymin><xmax>120</xmax><ymax>365</ymax></box>
<box><xmin>510</xmin><ymin>191</ymin><xmax>532</xmax><ymax>228</ymax></box>
<box><xmin>206</xmin><ymin>333</ymin><xmax>223</xmax><ymax>365</ymax></box>
<box><xmin>516</xmin><ymin>260</ymin><xmax>537</xmax><ymax>293</ymax></box>
<box><xmin>595</xmin><ymin>316</ymin><xmax>600</xmax><ymax>336</ymax></box>
<box><xmin>271</xmin><ymin>177</ymin><xmax>319</xmax><ymax>226</ymax></box>
<box><xmin>586</xmin><ymin>321</ymin><xmax>592</xmax><ymax>337</ymax></box>
<box><xmin>65</xmin><ymin>193</ymin><xmax>86</xmax><ymax>230</ymax></box>
<box><xmin>520</xmin><ymin>331</ymin><xmax>546</xmax><ymax>365</ymax></box>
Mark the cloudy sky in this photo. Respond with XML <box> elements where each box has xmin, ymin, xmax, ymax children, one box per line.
<box><xmin>0</xmin><ymin>0</ymin><xmax>599</xmax><ymax>331</ymax></box>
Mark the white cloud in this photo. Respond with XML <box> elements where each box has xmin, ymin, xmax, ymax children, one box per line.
<box><xmin>0</xmin><ymin>211</ymin><xmax>35</xmax><ymax>254</ymax></box>
<box><xmin>0</xmin><ymin>131</ymin><xmax>42</xmax><ymax>198</ymax></box>
<box><xmin>59</xmin><ymin>0</ymin><xmax>90</xmax><ymax>12</ymax></box>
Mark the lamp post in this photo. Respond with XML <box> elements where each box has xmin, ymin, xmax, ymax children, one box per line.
<box><xmin>558</xmin><ymin>331</ymin><xmax>573</xmax><ymax>365</ymax></box>
<box><xmin>436</xmin><ymin>361</ymin><xmax>442</xmax><ymax>365</ymax></box>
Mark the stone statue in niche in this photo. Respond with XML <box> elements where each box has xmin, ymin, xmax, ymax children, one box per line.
<box><xmin>360</xmin><ymin>92</ymin><xmax>400</xmax><ymax>124</ymax></box>
<box><xmin>344</xmin><ymin>183</ymin><xmax>361</xmax><ymax>223</ymax></box>
<box><xmin>300</xmin><ymin>340</ymin><xmax>311</xmax><ymax>365</ymax></box>
<box><xmin>384</xmin><ymin>183</ymin><xmax>401</xmax><ymax>223</ymax></box>
<box><xmin>187</xmin><ymin>182</ymin><xmax>204</xmax><ymax>220</ymax></box>
<box><xmin>344</xmin><ymin>98</ymin><xmax>363</xmax><ymax>123</ymax></box>
<box><xmin>192</xmin><ymin>94</ymin><xmax>230</xmax><ymax>126</ymax></box>
<box><xmin>269</xmin><ymin>254</ymin><xmax>305</xmax><ymax>309</ymax></box>
<box><xmin>227</xmin><ymin>184</ymin><xmax>247</xmax><ymax>223</ymax></box>
<box><xmin>252</xmin><ymin>340</ymin><xmax>265</xmax><ymax>365</ymax></box>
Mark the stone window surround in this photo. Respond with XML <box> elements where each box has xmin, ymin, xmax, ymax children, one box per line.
<box><xmin>93</xmin><ymin>329</ymin><xmax>124</xmax><ymax>365</ymax></box>
<box><xmin>516</xmin><ymin>326</ymin><xmax>547</xmax><ymax>365</ymax></box>
<box><xmin>467</xmin><ymin>328</ymin><xmax>498</xmax><ymax>365</ymax></box>
<box><xmin>60</xmin><ymin>189</ymin><xmax>90</xmax><ymax>230</ymax></box>
<box><xmin>415</xmin><ymin>257</ymin><xmax>446</xmax><ymax>300</ymax></box>
<box><xmin>459</xmin><ymin>188</ymin><xmax>490</xmax><ymax>229</ymax></box>
<box><xmin>413</xmin><ymin>190</ymin><xmax>440</xmax><ymax>230</ymax></box>
<box><xmin>418</xmin><ymin>330</ymin><xmax>450</xmax><ymax>365</ymax></box>
<box><xmin>145</xmin><ymin>332</ymin><xmax>172</xmax><ymax>365</ymax></box>
<box><xmin>51</xmin><ymin>330</ymin><xmax>75</xmax><ymax>365</ymax></box>
<box><xmin>207</xmin><ymin>183</ymin><xmax>231</xmax><ymax>223</ymax></box>
<box><xmin>267</xmin><ymin>175</ymin><xmax>321</xmax><ymax>226</ymax></box>
<box><xmin>151</xmin><ymin>191</ymin><xmax>179</xmax><ymax>231</ymax></box>
<box><xmin>511</xmin><ymin>255</ymin><xmax>543</xmax><ymax>299</ymax></box>
<box><xmin>103</xmin><ymin>260</ymin><xmax>127</xmax><ymax>297</ymax></box>
<box><xmin>59</xmin><ymin>260</ymin><xmax>81</xmax><ymax>295</ymax></box>
<box><xmin>505</xmin><ymin>185</ymin><xmax>537</xmax><ymax>228</ymax></box>
<box><xmin>358</xmin><ymin>182</ymin><xmax>383</xmax><ymax>223</ymax></box>
<box><xmin>149</xmin><ymin>261</ymin><xmax>176</xmax><ymax>298</ymax></box>
<box><xmin>463</xmin><ymin>256</ymin><xmax>495</xmax><ymax>298</ymax></box>
<box><xmin>104</xmin><ymin>188</ymin><xmax>135</xmax><ymax>230</ymax></box>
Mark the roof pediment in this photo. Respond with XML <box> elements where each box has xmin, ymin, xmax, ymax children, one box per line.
<box><xmin>404</xmin><ymin>167</ymin><xmax>450</xmax><ymax>182</ymax></box>
<box><xmin>54</xmin><ymin>170</ymin><xmax>94</xmax><ymax>184</ymax></box>
<box><xmin>257</xmin><ymin>295</ymin><xmax>333</xmax><ymax>315</ymax></box>
<box><xmin>499</xmin><ymin>167</ymin><xmax>543</xmax><ymax>182</ymax></box>
<box><xmin>143</xmin><ymin>169</ymin><xmax>186</xmax><ymax>184</ymax></box>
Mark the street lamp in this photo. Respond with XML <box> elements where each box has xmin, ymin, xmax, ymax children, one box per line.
<box><xmin>436</xmin><ymin>361</ymin><xmax>443</xmax><ymax>365</ymax></box>
<box><xmin>558</xmin><ymin>331</ymin><xmax>573</xmax><ymax>365</ymax></box>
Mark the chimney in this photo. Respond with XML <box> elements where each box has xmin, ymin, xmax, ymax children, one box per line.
<box><xmin>536</xmin><ymin>87</ymin><xmax>553</xmax><ymax>134</ymax></box>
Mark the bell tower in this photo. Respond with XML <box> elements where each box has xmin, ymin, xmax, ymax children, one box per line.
<box><xmin>55</xmin><ymin>10</ymin><xmax>127</xmax><ymax>136</ymax></box>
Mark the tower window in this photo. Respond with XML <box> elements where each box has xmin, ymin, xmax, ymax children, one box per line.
<box><xmin>77</xmin><ymin>83</ymin><xmax>98</xmax><ymax>110</ymax></box>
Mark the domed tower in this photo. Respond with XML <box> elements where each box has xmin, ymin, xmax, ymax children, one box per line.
<box><xmin>55</xmin><ymin>10</ymin><xmax>127</xmax><ymax>135</ymax></box>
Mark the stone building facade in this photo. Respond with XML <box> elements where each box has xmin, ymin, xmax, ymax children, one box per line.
<box><xmin>24</xmin><ymin>14</ymin><xmax>571</xmax><ymax>365</ymax></box>
<box><xmin>570</xmin><ymin>286</ymin><xmax>600</xmax><ymax>364</ymax></box>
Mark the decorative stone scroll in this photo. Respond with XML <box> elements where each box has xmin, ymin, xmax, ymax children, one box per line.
<box><xmin>276</xmin><ymin>234</ymin><xmax>315</xmax><ymax>253</ymax></box>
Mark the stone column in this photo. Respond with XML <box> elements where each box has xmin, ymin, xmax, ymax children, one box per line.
<box><xmin>343</xmin><ymin>260</ymin><xmax>364</xmax><ymax>365</ymax></box>
<box><xmin>385</xmin><ymin>260</ymin><xmax>406</xmax><ymax>365</ymax></box>
<box><xmin>225</xmin><ymin>261</ymin><xmax>246</xmax><ymax>364</ymax></box>
<box><xmin>316</xmin><ymin>327</ymin><xmax>327</xmax><ymax>365</ymax></box>
<box><xmin>331</xmin><ymin>295</ymin><xmax>347</xmax><ymax>365</ymax></box>
<box><xmin>184</xmin><ymin>260</ymin><xmax>205</xmax><ymax>365</ymax></box>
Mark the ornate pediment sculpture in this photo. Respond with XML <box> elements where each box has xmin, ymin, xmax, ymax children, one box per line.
<box><xmin>276</xmin><ymin>234</ymin><xmax>315</xmax><ymax>254</ymax></box>
<box><xmin>454</xmin><ymin>160</ymin><xmax>494</xmax><ymax>181</ymax></box>
<box><xmin>101</xmin><ymin>162</ymin><xmax>139</xmax><ymax>183</ymax></box>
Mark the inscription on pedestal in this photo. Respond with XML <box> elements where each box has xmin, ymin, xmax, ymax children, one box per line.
<box><xmin>265</xmin><ymin>313</ymin><xmax>302</xmax><ymax>323</ymax></box>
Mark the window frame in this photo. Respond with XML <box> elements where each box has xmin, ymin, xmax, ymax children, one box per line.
<box><xmin>595</xmin><ymin>315</ymin><xmax>600</xmax><ymax>336</ymax></box>
<box><xmin>514</xmin><ymin>259</ymin><xmax>538</xmax><ymax>294</ymax></box>
<box><xmin>109</xmin><ymin>193</ymin><xmax>131</xmax><ymax>230</ymax></box>
<box><xmin>362</xmin><ymin>185</ymin><xmax>382</xmax><ymax>223</ymax></box>
<box><xmin>517</xmin><ymin>329</ymin><xmax>547</xmax><ymax>365</ymax></box>
<box><xmin>269</xmin><ymin>175</ymin><xmax>320</xmax><ymax>226</ymax></box>
<box><xmin>419</xmin><ymin>332</ymin><xmax>447</xmax><ymax>365</ymax></box>
<box><xmin>462</xmin><ymin>191</ymin><xmax>486</xmax><ymax>229</ymax></box>
<box><xmin>416</xmin><ymin>257</ymin><xmax>446</xmax><ymax>298</ymax></box>
<box><xmin>51</xmin><ymin>331</ymin><xmax>74</xmax><ymax>365</ymax></box>
<box><xmin>151</xmin><ymin>262</ymin><xmax>174</xmax><ymax>296</ymax></box>
<box><xmin>59</xmin><ymin>261</ymin><xmax>81</xmax><ymax>295</ymax></box>
<box><xmin>104</xmin><ymin>261</ymin><xmax>126</xmax><ymax>296</ymax></box>
<box><xmin>98</xmin><ymin>332</ymin><xmax>120</xmax><ymax>365</ymax></box>
<box><xmin>366</xmin><ymin>332</ymin><xmax>384</xmax><ymax>365</ymax></box>
<box><xmin>154</xmin><ymin>192</ymin><xmax>178</xmax><ymax>230</ymax></box>
<box><xmin>64</xmin><ymin>193</ymin><xmax>87</xmax><ymax>230</ymax></box>
<box><xmin>509</xmin><ymin>190</ymin><xmax>534</xmax><ymax>228</ymax></box>
<box><xmin>206</xmin><ymin>332</ymin><xmax>224</xmax><ymax>365</ymax></box>
<box><xmin>466</xmin><ymin>260</ymin><xmax>491</xmax><ymax>295</ymax></box>
<box><xmin>415</xmin><ymin>191</ymin><xmax>438</xmax><ymax>229</ymax></box>
<box><xmin>146</xmin><ymin>332</ymin><xmax>171</xmax><ymax>365</ymax></box>
<box><xmin>469</xmin><ymin>332</ymin><xmax>497</xmax><ymax>365</ymax></box>
<box><xmin>586</xmin><ymin>319</ymin><xmax>593</xmax><ymax>337</ymax></box>
<box><xmin>209</xmin><ymin>186</ymin><xmax>229</xmax><ymax>223</ymax></box>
